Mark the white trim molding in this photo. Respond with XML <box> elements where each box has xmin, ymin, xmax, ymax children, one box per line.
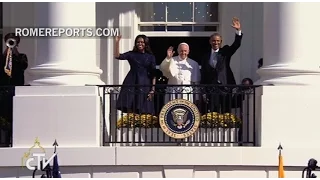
<box><xmin>139</xmin><ymin>32</ymin><xmax>216</xmax><ymax>37</ymax></box>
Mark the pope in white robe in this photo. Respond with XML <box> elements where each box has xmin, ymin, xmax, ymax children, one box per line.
<box><xmin>159</xmin><ymin>43</ymin><xmax>201</xmax><ymax>104</ymax></box>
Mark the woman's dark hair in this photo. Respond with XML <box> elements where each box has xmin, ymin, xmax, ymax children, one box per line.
<box><xmin>241</xmin><ymin>78</ymin><xmax>253</xmax><ymax>85</ymax></box>
<box><xmin>132</xmin><ymin>34</ymin><xmax>153</xmax><ymax>54</ymax></box>
<box><xmin>4</xmin><ymin>32</ymin><xmax>20</xmax><ymax>45</ymax></box>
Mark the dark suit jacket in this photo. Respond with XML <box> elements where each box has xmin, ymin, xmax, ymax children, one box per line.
<box><xmin>201</xmin><ymin>33</ymin><xmax>243</xmax><ymax>85</ymax></box>
<box><xmin>0</xmin><ymin>53</ymin><xmax>28</xmax><ymax>86</ymax></box>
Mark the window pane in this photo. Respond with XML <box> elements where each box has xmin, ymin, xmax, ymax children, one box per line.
<box><xmin>139</xmin><ymin>2</ymin><xmax>166</xmax><ymax>22</ymax></box>
<box><xmin>167</xmin><ymin>26</ymin><xmax>192</xmax><ymax>31</ymax></box>
<box><xmin>194</xmin><ymin>2</ymin><xmax>219</xmax><ymax>22</ymax></box>
<box><xmin>140</xmin><ymin>26</ymin><xmax>165</xmax><ymax>31</ymax></box>
<box><xmin>167</xmin><ymin>2</ymin><xmax>193</xmax><ymax>22</ymax></box>
<box><xmin>193</xmin><ymin>25</ymin><xmax>218</xmax><ymax>32</ymax></box>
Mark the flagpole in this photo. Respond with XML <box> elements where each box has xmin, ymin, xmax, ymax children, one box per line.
<box><xmin>52</xmin><ymin>139</ymin><xmax>62</xmax><ymax>178</ymax></box>
<box><xmin>53</xmin><ymin>139</ymin><xmax>58</xmax><ymax>154</ymax></box>
<box><xmin>278</xmin><ymin>143</ymin><xmax>285</xmax><ymax>178</ymax></box>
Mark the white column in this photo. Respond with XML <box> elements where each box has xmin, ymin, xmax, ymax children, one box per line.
<box><xmin>257</xmin><ymin>2</ymin><xmax>320</xmax><ymax>85</ymax></box>
<box><xmin>255</xmin><ymin>2</ymin><xmax>320</xmax><ymax>149</ymax></box>
<box><xmin>29</xmin><ymin>2</ymin><xmax>104</xmax><ymax>85</ymax></box>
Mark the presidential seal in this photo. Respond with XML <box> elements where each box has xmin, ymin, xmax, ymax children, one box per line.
<box><xmin>159</xmin><ymin>99</ymin><xmax>200</xmax><ymax>139</ymax></box>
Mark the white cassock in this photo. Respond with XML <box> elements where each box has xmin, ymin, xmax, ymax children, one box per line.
<box><xmin>159</xmin><ymin>56</ymin><xmax>201</xmax><ymax>104</ymax></box>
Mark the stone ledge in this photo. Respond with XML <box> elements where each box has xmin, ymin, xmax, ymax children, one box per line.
<box><xmin>14</xmin><ymin>86</ymin><xmax>100</xmax><ymax>96</ymax></box>
<box><xmin>0</xmin><ymin>147</ymin><xmax>317</xmax><ymax>167</ymax></box>
<box><xmin>0</xmin><ymin>147</ymin><xmax>116</xmax><ymax>167</ymax></box>
<box><xmin>115</xmin><ymin>147</ymin><xmax>317</xmax><ymax>166</ymax></box>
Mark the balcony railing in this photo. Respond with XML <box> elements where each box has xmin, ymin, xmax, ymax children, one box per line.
<box><xmin>99</xmin><ymin>84</ymin><xmax>261</xmax><ymax>147</ymax></box>
<box><xmin>0</xmin><ymin>86</ymin><xmax>14</xmax><ymax>147</ymax></box>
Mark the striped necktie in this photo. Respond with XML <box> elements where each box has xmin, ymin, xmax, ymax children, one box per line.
<box><xmin>210</xmin><ymin>51</ymin><xmax>218</xmax><ymax>68</ymax></box>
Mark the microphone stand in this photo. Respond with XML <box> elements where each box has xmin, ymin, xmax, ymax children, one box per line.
<box><xmin>32</xmin><ymin>167</ymin><xmax>37</xmax><ymax>178</ymax></box>
<box><xmin>32</xmin><ymin>160</ymin><xmax>52</xmax><ymax>178</ymax></box>
<box><xmin>41</xmin><ymin>160</ymin><xmax>52</xmax><ymax>178</ymax></box>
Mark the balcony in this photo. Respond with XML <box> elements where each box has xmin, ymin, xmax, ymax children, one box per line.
<box><xmin>3</xmin><ymin>84</ymin><xmax>319</xmax><ymax>178</ymax></box>
<box><xmin>0</xmin><ymin>84</ymin><xmax>261</xmax><ymax>148</ymax></box>
<box><xmin>100</xmin><ymin>84</ymin><xmax>260</xmax><ymax>147</ymax></box>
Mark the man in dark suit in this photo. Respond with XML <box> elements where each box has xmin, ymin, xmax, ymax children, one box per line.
<box><xmin>0</xmin><ymin>33</ymin><xmax>28</xmax><ymax>86</ymax></box>
<box><xmin>200</xmin><ymin>17</ymin><xmax>243</xmax><ymax>113</ymax></box>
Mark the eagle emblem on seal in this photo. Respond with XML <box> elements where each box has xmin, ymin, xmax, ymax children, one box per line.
<box><xmin>171</xmin><ymin>108</ymin><xmax>190</xmax><ymax>129</ymax></box>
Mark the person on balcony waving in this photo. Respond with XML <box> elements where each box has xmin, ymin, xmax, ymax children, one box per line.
<box><xmin>200</xmin><ymin>17</ymin><xmax>243</xmax><ymax>114</ymax></box>
<box><xmin>114</xmin><ymin>34</ymin><xmax>156</xmax><ymax>115</ymax></box>
<box><xmin>159</xmin><ymin>43</ymin><xmax>201</xmax><ymax>105</ymax></box>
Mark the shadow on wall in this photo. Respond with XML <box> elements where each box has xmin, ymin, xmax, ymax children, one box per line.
<box><xmin>96</xmin><ymin>2</ymin><xmax>135</xmax><ymax>85</ymax></box>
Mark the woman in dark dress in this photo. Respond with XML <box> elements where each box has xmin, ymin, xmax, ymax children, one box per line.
<box><xmin>114</xmin><ymin>34</ymin><xmax>156</xmax><ymax>115</ymax></box>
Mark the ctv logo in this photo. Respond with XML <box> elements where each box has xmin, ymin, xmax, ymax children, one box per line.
<box><xmin>21</xmin><ymin>137</ymin><xmax>59</xmax><ymax>171</ymax></box>
<box><xmin>25</xmin><ymin>153</ymin><xmax>56</xmax><ymax>170</ymax></box>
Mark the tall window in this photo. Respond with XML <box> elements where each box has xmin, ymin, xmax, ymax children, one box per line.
<box><xmin>137</xmin><ymin>2</ymin><xmax>219</xmax><ymax>34</ymax></box>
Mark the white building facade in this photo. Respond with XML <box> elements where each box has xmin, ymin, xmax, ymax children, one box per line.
<box><xmin>0</xmin><ymin>2</ymin><xmax>319</xmax><ymax>178</ymax></box>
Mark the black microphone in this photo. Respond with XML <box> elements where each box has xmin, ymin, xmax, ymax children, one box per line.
<box><xmin>302</xmin><ymin>158</ymin><xmax>319</xmax><ymax>178</ymax></box>
<box><xmin>308</xmin><ymin>158</ymin><xmax>318</xmax><ymax>170</ymax></box>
